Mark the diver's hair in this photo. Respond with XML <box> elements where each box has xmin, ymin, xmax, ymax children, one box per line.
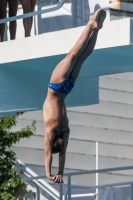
<box><xmin>52</xmin><ymin>135</ymin><xmax>64</xmax><ymax>154</ymax></box>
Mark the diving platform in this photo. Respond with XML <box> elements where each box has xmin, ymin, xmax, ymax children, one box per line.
<box><xmin>0</xmin><ymin>18</ymin><xmax>133</xmax><ymax>116</ymax></box>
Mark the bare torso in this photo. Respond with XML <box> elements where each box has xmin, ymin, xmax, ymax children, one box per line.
<box><xmin>43</xmin><ymin>89</ymin><xmax>69</xmax><ymax>134</ymax></box>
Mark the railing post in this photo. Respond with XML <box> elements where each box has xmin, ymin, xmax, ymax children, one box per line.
<box><xmin>72</xmin><ymin>0</ymin><xmax>77</xmax><ymax>27</ymax></box>
<box><xmin>68</xmin><ymin>175</ymin><xmax>71</xmax><ymax>200</ymax></box>
<box><xmin>82</xmin><ymin>0</ymin><xmax>85</xmax><ymax>25</ymax></box>
<box><xmin>64</xmin><ymin>191</ymin><xmax>67</xmax><ymax>200</ymax></box>
<box><xmin>131</xmin><ymin>184</ymin><xmax>133</xmax><ymax>200</ymax></box>
<box><xmin>96</xmin><ymin>142</ymin><xmax>99</xmax><ymax>200</ymax></box>
<box><xmin>25</xmin><ymin>180</ymin><xmax>40</xmax><ymax>200</ymax></box>
<box><xmin>60</xmin><ymin>183</ymin><xmax>63</xmax><ymax>200</ymax></box>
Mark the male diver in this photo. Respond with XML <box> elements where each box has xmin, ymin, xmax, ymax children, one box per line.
<box><xmin>43</xmin><ymin>8</ymin><xmax>106</xmax><ymax>183</ymax></box>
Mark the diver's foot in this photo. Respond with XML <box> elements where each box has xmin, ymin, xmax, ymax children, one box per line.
<box><xmin>97</xmin><ymin>9</ymin><xmax>106</xmax><ymax>29</ymax></box>
<box><xmin>89</xmin><ymin>8</ymin><xmax>106</xmax><ymax>30</ymax></box>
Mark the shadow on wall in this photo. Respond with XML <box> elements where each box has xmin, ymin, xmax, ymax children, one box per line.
<box><xmin>85</xmin><ymin>2</ymin><xmax>104</xmax><ymax>25</ymax></box>
<box><xmin>72</xmin><ymin>0</ymin><xmax>90</xmax><ymax>27</ymax></box>
<box><xmin>14</xmin><ymin>185</ymin><xmax>36</xmax><ymax>200</ymax></box>
<box><xmin>94</xmin><ymin>4</ymin><xmax>101</xmax><ymax>12</ymax></box>
<box><xmin>38</xmin><ymin>15</ymin><xmax>73</xmax><ymax>34</ymax></box>
<box><xmin>71</xmin><ymin>0</ymin><xmax>105</xmax><ymax>27</ymax></box>
<box><xmin>37</xmin><ymin>2</ymin><xmax>73</xmax><ymax>34</ymax></box>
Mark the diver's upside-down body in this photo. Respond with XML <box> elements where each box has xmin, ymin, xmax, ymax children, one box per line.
<box><xmin>43</xmin><ymin>8</ymin><xmax>106</xmax><ymax>183</ymax></box>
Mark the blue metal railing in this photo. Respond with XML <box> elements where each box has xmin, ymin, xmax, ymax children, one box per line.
<box><xmin>0</xmin><ymin>0</ymin><xmax>66</xmax><ymax>25</ymax></box>
<box><xmin>24</xmin><ymin>180</ymin><xmax>40</xmax><ymax>200</ymax></box>
<box><xmin>22</xmin><ymin>165</ymin><xmax>133</xmax><ymax>200</ymax></box>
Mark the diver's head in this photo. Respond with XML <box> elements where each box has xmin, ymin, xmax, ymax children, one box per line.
<box><xmin>52</xmin><ymin>135</ymin><xmax>64</xmax><ymax>154</ymax></box>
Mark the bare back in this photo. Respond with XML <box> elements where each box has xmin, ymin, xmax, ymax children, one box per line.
<box><xmin>43</xmin><ymin>89</ymin><xmax>69</xmax><ymax>134</ymax></box>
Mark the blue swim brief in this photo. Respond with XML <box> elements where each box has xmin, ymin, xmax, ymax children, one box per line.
<box><xmin>48</xmin><ymin>78</ymin><xmax>75</xmax><ymax>94</ymax></box>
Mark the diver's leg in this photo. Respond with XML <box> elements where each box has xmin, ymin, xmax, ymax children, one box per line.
<box><xmin>50</xmin><ymin>8</ymin><xmax>106</xmax><ymax>83</ymax></box>
<box><xmin>69</xmin><ymin>29</ymin><xmax>98</xmax><ymax>82</ymax></box>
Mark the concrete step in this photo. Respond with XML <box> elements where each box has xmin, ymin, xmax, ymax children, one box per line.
<box><xmin>11</xmin><ymin>119</ymin><xmax>133</xmax><ymax>146</ymax></box>
<box><xmin>100</xmin><ymin>88</ymin><xmax>133</xmax><ymax>105</ymax></box>
<box><xmin>11</xmin><ymin>118</ymin><xmax>45</xmax><ymax>136</ymax></box>
<box><xmin>69</xmin><ymin>124</ymin><xmax>133</xmax><ymax>146</ymax></box>
<box><xmin>100</xmin><ymin>76</ymin><xmax>133</xmax><ymax>93</ymax></box>
<box><xmin>67</xmin><ymin>111</ymin><xmax>133</xmax><ymax>132</ymax></box>
<box><xmin>13</xmin><ymin>136</ymin><xmax>133</xmax><ymax>160</ymax></box>
<box><xmin>11</xmin><ymin>147</ymin><xmax>133</xmax><ymax>176</ymax></box>
<box><xmin>103</xmin><ymin>72</ymin><xmax>133</xmax><ymax>82</ymax></box>
<box><xmin>67</xmin><ymin>101</ymin><xmax>133</xmax><ymax>119</ymax></box>
<box><xmin>19</xmin><ymin>111</ymin><xmax>43</xmax><ymax>122</ymax></box>
<box><xmin>18</xmin><ymin>110</ymin><xmax>133</xmax><ymax>132</ymax></box>
<box><xmin>68</xmin><ymin>140</ymin><xmax>133</xmax><ymax>160</ymax></box>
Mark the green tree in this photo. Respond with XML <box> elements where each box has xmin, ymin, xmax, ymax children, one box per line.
<box><xmin>0</xmin><ymin>113</ymin><xmax>36</xmax><ymax>200</ymax></box>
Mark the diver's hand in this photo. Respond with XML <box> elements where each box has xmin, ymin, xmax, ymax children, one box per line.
<box><xmin>47</xmin><ymin>174</ymin><xmax>54</xmax><ymax>182</ymax></box>
<box><xmin>53</xmin><ymin>174</ymin><xmax>64</xmax><ymax>183</ymax></box>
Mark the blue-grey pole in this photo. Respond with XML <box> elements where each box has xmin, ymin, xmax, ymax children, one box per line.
<box><xmin>82</xmin><ymin>0</ymin><xmax>85</xmax><ymax>25</ymax></box>
<box><xmin>68</xmin><ymin>176</ymin><xmax>71</xmax><ymax>200</ymax></box>
<box><xmin>131</xmin><ymin>184</ymin><xmax>133</xmax><ymax>200</ymax></box>
<box><xmin>64</xmin><ymin>188</ymin><xmax>68</xmax><ymax>200</ymax></box>
<box><xmin>60</xmin><ymin>183</ymin><xmax>63</xmax><ymax>200</ymax></box>
<box><xmin>72</xmin><ymin>0</ymin><xmax>77</xmax><ymax>27</ymax></box>
<box><xmin>25</xmin><ymin>180</ymin><xmax>40</xmax><ymax>200</ymax></box>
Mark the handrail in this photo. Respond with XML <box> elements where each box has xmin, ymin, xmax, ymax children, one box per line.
<box><xmin>0</xmin><ymin>0</ymin><xmax>66</xmax><ymax>24</ymax></box>
<box><xmin>64</xmin><ymin>181</ymin><xmax>133</xmax><ymax>200</ymax></box>
<box><xmin>24</xmin><ymin>180</ymin><xmax>40</xmax><ymax>200</ymax></box>
<box><xmin>24</xmin><ymin>171</ymin><xmax>59</xmax><ymax>200</ymax></box>
<box><xmin>37</xmin><ymin>0</ymin><xmax>59</xmax><ymax>4</ymax></box>
<box><xmin>21</xmin><ymin>165</ymin><xmax>133</xmax><ymax>200</ymax></box>
<box><xmin>22</xmin><ymin>165</ymin><xmax>133</xmax><ymax>181</ymax></box>
<box><xmin>71</xmin><ymin>193</ymin><xmax>95</xmax><ymax>198</ymax></box>
<box><xmin>69</xmin><ymin>181</ymin><xmax>133</xmax><ymax>190</ymax></box>
<box><xmin>64</xmin><ymin>165</ymin><xmax>133</xmax><ymax>200</ymax></box>
<box><xmin>15</xmin><ymin>158</ymin><xmax>133</xmax><ymax>200</ymax></box>
<box><xmin>15</xmin><ymin>159</ymin><xmax>60</xmax><ymax>200</ymax></box>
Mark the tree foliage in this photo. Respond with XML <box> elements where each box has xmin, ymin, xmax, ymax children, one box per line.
<box><xmin>0</xmin><ymin>113</ymin><xmax>36</xmax><ymax>200</ymax></box>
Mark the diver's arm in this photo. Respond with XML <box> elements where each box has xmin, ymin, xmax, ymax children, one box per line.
<box><xmin>58</xmin><ymin>132</ymin><xmax>69</xmax><ymax>175</ymax></box>
<box><xmin>52</xmin><ymin>149</ymin><xmax>66</xmax><ymax>183</ymax></box>
<box><xmin>58</xmin><ymin>150</ymin><xmax>66</xmax><ymax>175</ymax></box>
<box><xmin>53</xmin><ymin>133</ymin><xmax>69</xmax><ymax>183</ymax></box>
<box><xmin>44</xmin><ymin>131</ymin><xmax>54</xmax><ymax>180</ymax></box>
